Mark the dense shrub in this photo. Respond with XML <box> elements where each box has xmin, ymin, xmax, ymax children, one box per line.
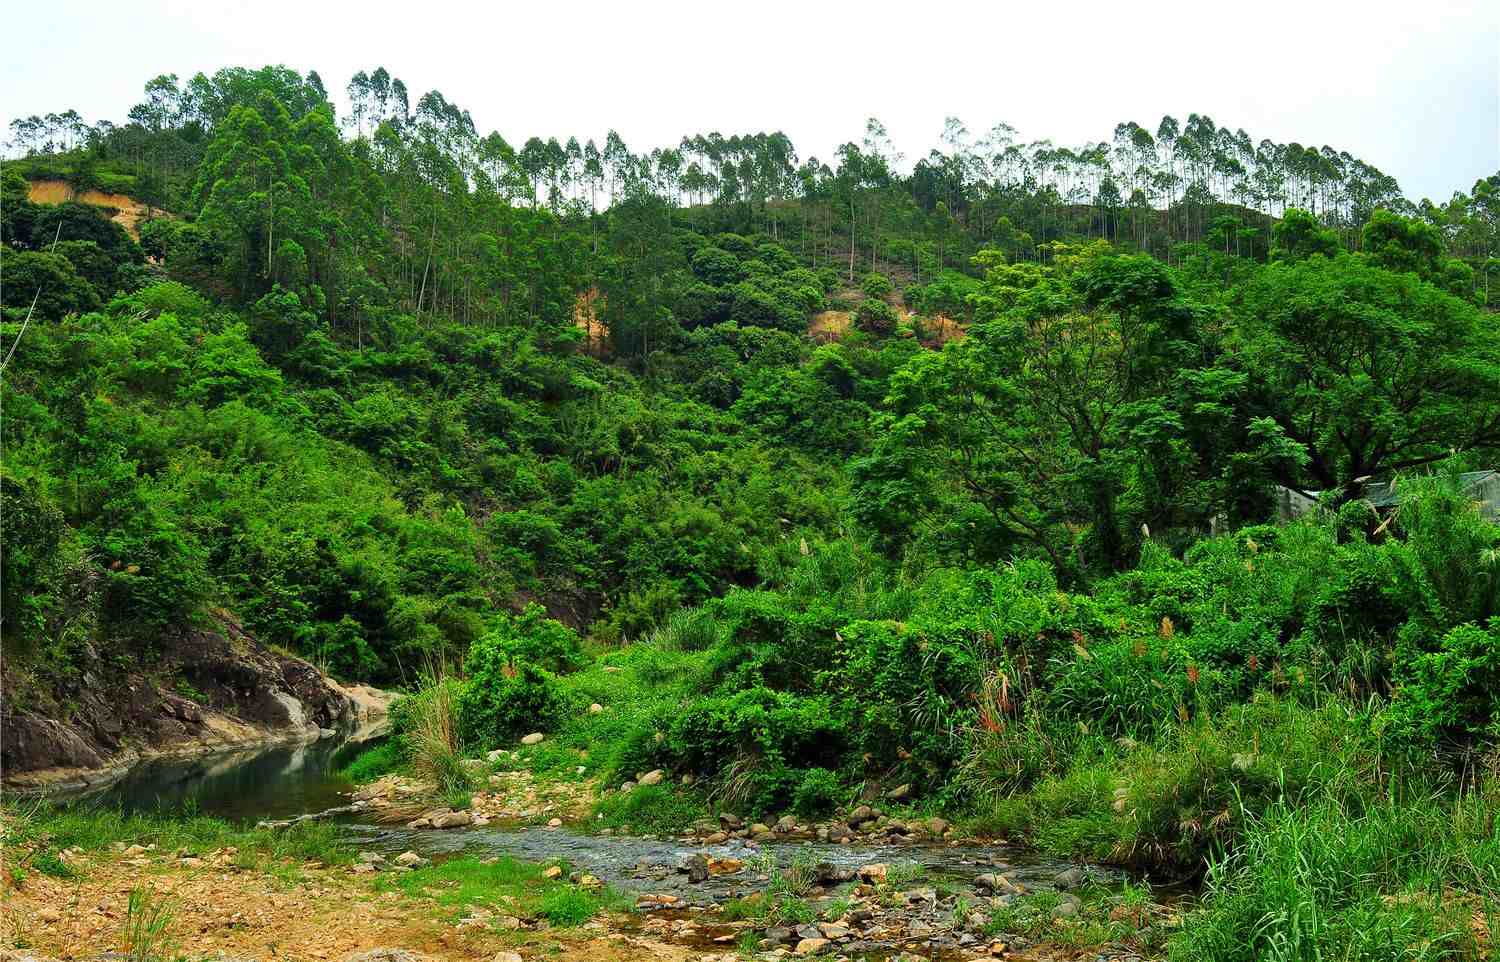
<box><xmin>855</xmin><ymin>297</ymin><xmax>898</xmax><ymax>335</ymax></box>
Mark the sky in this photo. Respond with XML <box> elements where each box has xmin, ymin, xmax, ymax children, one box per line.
<box><xmin>3</xmin><ymin>0</ymin><xmax>1497</xmax><ymax>202</ymax></box>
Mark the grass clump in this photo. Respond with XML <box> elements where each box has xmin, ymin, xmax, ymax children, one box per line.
<box><xmin>338</xmin><ymin>740</ymin><xmax>404</xmax><ymax>783</ymax></box>
<box><xmin>121</xmin><ymin>887</ymin><xmax>175</xmax><ymax>962</ymax></box>
<box><xmin>375</xmin><ymin>855</ymin><xmax>623</xmax><ymax>927</ymax></box>
<box><xmin>591</xmin><ymin>784</ymin><xmax>707</xmax><ymax>836</ymax></box>
<box><xmin>395</xmin><ymin>677</ymin><xmax>475</xmax><ymax>799</ymax></box>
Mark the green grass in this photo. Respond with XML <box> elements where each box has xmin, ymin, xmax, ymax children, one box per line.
<box><xmin>2</xmin><ymin>802</ymin><xmax>352</xmax><ymax>867</ymax></box>
<box><xmin>339</xmin><ymin>741</ymin><xmax>404</xmax><ymax>783</ymax></box>
<box><xmin>374</xmin><ymin>856</ymin><xmax>625</xmax><ymax>926</ymax></box>
<box><xmin>591</xmin><ymin>783</ymin><xmax>707</xmax><ymax>836</ymax></box>
<box><xmin>1170</xmin><ymin>793</ymin><xmax>1497</xmax><ymax>961</ymax></box>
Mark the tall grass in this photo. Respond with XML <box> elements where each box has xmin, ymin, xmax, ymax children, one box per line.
<box><xmin>397</xmin><ymin>675</ymin><xmax>473</xmax><ymax>801</ymax></box>
<box><xmin>1171</xmin><ymin>791</ymin><xmax>1495</xmax><ymax>961</ymax></box>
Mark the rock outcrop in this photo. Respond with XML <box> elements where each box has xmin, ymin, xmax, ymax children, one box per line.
<box><xmin>1</xmin><ymin>612</ymin><xmax>367</xmax><ymax>791</ymax></box>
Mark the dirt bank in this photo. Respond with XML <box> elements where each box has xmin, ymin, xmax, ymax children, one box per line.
<box><xmin>25</xmin><ymin>179</ymin><xmax>164</xmax><ymax>239</ymax></box>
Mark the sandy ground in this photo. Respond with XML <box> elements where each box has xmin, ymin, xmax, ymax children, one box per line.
<box><xmin>0</xmin><ymin>849</ymin><xmax>705</xmax><ymax>962</ymax></box>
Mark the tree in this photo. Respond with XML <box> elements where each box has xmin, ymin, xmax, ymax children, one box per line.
<box><xmin>1233</xmin><ymin>254</ymin><xmax>1500</xmax><ymax>499</ymax></box>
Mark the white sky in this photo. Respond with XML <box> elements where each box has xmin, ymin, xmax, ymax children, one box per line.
<box><xmin>4</xmin><ymin>0</ymin><xmax>1497</xmax><ymax>202</ymax></box>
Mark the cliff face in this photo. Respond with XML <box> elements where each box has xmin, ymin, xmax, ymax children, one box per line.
<box><xmin>1</xmin><ymin>613</ymin><xmax>363</xmax><ymax>792</ymax></box>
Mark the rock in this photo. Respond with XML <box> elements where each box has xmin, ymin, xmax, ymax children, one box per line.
<box><xmin>577</xmin><ymin>873</ymin><xmax>602</xmax><ymax>889</ymax></box>
<box><xmin>350</xmin><ymin>862</ymin><xmax>378</xmax><ymax>874</ymax></box>
<box><xmin>429</xmin><ymin>810</ymin><xmax>473</xmax><ymax>829</ymax></box>
<box><xmin>775</xmin><ymin>814</ymin><xmax>798</xmax><ymax>833</ymax></box>
<box><xmin>813</xmin><ymin>862</ymin><xmax>854</xmax><ymax>883</ymax></box>
<box><xmin>1051</xmin><ymin>894</ymin><xmax>1081</xmax><ymax>918</ymax></box>
<box><xmin>719</xmin><ymin>813</ymin><xmax>743</xmax><ymax>829</ymax></box>
<box><xmin>520</xmin><ymin>732</ymin><xmax>545</xmax><ymax>745</ymax></box>
<box><xmin>703</xmin><ymin>831</ymin><xmax>728</xmax><ymax>844</ymax></box>
<box><xmin>707</xmin><ymin>856</ymin><xmax>744</xmax><ymax>876</ymax></box>
<box><xmin>359</xmin><ymin>850</ymin><xmax>387</xmax><ymax>863</ymax></box>
<box><xmin>763</xmin><ymin>927</ymin><xmax>795</xmax><ymax>945</ymax></box>
<box><xmin>750</xmin><ymin>822</ymin><xmax>772</xmax><ymax>836</ymax></box>
<box><xmin>974</xmin><ymin>872</ymin><xmax>1018</xmax><ymax>893</ymax></box>
<box><xmin>342</xmin><ymin>951</ymin><xmax>422</xmax><ymax>962</ymax></box>
<box><xmin>681</xmin><ymin>773</ymin><xmax>695</xmax><ymax>786</ymax></box>
<box><xmin>857</xmin><ymin>863</ymin><xmax>889</xmax><ymax>883</ymax></box>
<box><xmin>826</xmin><ymin>822</ymin><xmax>853</xmax><ymax>842</ymax></box>
<box><xmin>542</xmin><ymin>865</ymin><xmax>563</xmax><ymax>879</ymax></box>
<box><xmin>492</xmin><ymin>953</ymin><xmax>523</xmax><ymax>962</ymax></box>
<box><xmin>122</xmin><ymin>844</ymin><xmax>149</xmax><ymax>857</ymax></box>
<box><xmin>394</xmin><ymin>851</ymin><xmax>425</xmax><ymax>867</ymax></box>
<box><xmin>908</xmin><ymin>920</ymin><xmax>934</xmax><ymax>938</ymax></box>
<box><xmin>886</xmin><ymin>783</ymin><xmax>911</xmax><ymax>801</ymax></box>
<box><xmin>495</xmin><ymin>916</ymin><xmax>524</xmax><ymax>930</ymax></box>
<box><xmin>924</xmin><ymin>816</ymin><xmax>950</xmax><ymax>836</ymax></box>
<box><xmin>602</xmin><ymin>665</ymin><xmax>622</xmax><ymax>673</ymax></box>
<box><xmin>794</xmin><ymin>937</ymin><xmax>830</xmax><ymax>955</ymax></box>
<box><xmin>684</xmin><ymin>853</ymin><xmax>710</xmax><ymax>882</ymax></box>
<box><xmin>588</xmin><ymin>703</ymin><xmax>604</xmax><ymax>714</ymax></box>
<box><xmin>546</xmin><ymin>817</ymin><xmax>563</xmax><ymax>828</ymax></box>
<box><xmin>619</xmin><ymin>781</ymin><xmax>636</xmax><ymax>792</ymax></box>
<box><xmin>817</xmin><ymin>922</ymin><xmax>850</xmax><ymax>939</ymax></box>
<box><xmin>487</xmin><ymin>749</ymin><xmax>505</xmax><ymax>762</ymax></box>
<box><xmin>638</xmin><ymin>769</ymin><xmax>665</xmax><ymax>786</ymax></box>
<box><xmin>1054</xmin><ymin>867</ymin><xmax>1086</xmax><ymax>890</ymax></box>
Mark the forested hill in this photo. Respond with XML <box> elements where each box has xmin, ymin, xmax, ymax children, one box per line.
<box><xmin>3</xmin><ymin>64</ymin><xmax>1498</xmax><ymax>689</ymax></box>
<box><xmin>7</xmin><ymin>62</ymin><xmax>1500</xmax><ymax>958</ymax></box>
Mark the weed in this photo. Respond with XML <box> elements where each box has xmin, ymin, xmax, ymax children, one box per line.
<box><xmin>121</xmin><ymin>887</ymin><xmax>175</xmax><ymax>962</ymax></box>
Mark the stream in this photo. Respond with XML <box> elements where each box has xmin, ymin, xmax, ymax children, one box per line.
<box><xmin>50</xmin><ymin>731</ymin><xmax>1127</xmax><ymax>912</ymax></box>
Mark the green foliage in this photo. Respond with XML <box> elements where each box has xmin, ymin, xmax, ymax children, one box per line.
<box><xmin>458</xmin><ymin>657</ymin><xmax>572</xmax><ymax>748</ymax></box>
<box><xmin>855</xmin><ymin>297</ymin><xmax>898</xmax><ymax>335</ymax></box>
<box><xmin>1389</xmin><ymin>622</ymin><xmax>1500</xmax><ymax>745</ymax></box>
<box><xmin>338</xmin><ymin>741</ymin><xmax>404</xmax><ymax>783</ymax></box>
<box><xmin>592</xmin><ymin>784</ymin><xmax>707</xmax><ymax>835</ymax></box>
<box><xmin>861</xmin><ymin>271</ymin><xmax>894</xmax><ymax>298</ymax></box>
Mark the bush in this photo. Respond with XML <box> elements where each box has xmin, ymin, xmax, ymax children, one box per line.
<box><xmin>861</xmin><ymin>272</ymin><xmax>894</xmax><ymax>299</ymax></box>
<box><xmin>791</xmin><ymin>767</ymin><xmax>842</xmax><ymax>817</ymax></box>
<box><xmin>855</xmin><ymin>298</ymin><xmax>898</xmax><ymax>335</ymax></box>
<box><xmin>472</xmin><ymin>603</ymin><xmax>585</xmax><ymax>674</ymax></box>
<box><xmin>1387</xmin><ymin>621</ymin><xmax>1500</xmax><ymax>746</ymax></box>
<box><xmin>459</xmin><ymin>659</ymin><xmax>572</xmax><ymax>747</ymax></box>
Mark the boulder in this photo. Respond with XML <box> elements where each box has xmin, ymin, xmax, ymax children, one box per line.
<box><xmin>857</xmin><ymin>863</ymin><xmax>889</xmax><ymax>883</ymax></box>
<box><xmin>429</xmin><ymin>810</ymin><xmax>473</xmax><ymax>829</ymax></box>
<box><xmin>846</xmin><ymin>805</ymin><xmax>876</xmax><ymax>826</ymax></box>
<box><xmin>394</xmin><ymin>851</ymin><xmax>425</xmax><ymax>867</ymax></box>
<box><xmin>1054</xmin><ymin>867</ymin><xmax>1086</xmax><ymax>890</ymax></box>
<box><xmin>588</xmin><ymin>703</ymin><xmax>604</xmax><ymax>714</ymax></box>
<box><xmin>638</xmin><ymin>769</ymin><xmax>665</xmax><ymax>786</ymax></box>
<box><xmin>794</xmin><ymin>937</ymin><xmax>830</xmax><ymax>955</ymax></box>
<box><xmin>520</xmin><ymin>732</ymin><xmax>545</xmax><ymax>745</ymax></box>
<box><xmin>886</xmin><ymin>783</ymin><xmax>911</xmax><ymax>801</ymax></box>
<box><xmin>684</xmin><ymin>853</ymin><xmax>710</xmax><ymax>882</ymax></box>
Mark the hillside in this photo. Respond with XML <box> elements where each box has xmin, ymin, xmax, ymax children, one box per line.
<box><xmin>2</xmin><ymin>64</ymin><xmax>1500</xmax><ymax>962</ymax></box>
